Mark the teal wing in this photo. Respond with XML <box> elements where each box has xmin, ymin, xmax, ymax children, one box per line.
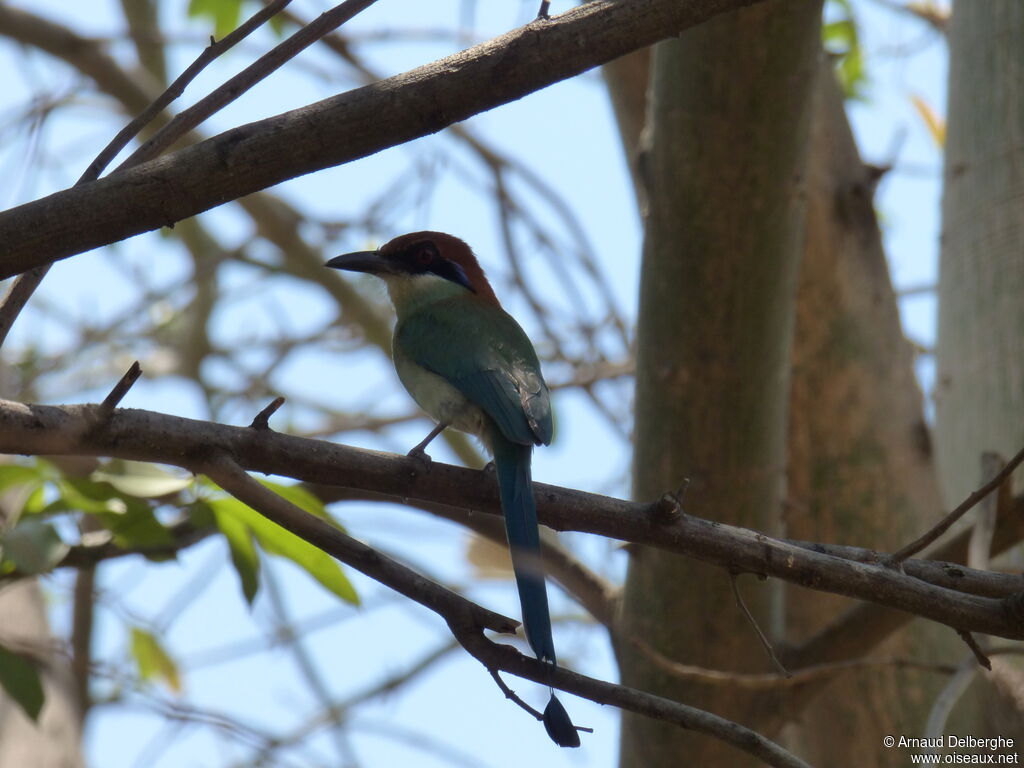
<box><xmin>395</xmin><ymin>298</ymin><xmax>552</xmax><ymax>446</ymax></box>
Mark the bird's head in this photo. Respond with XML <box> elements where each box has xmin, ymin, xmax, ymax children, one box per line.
<box><xmin>326</xmin><ymin>231</ymin><xmax>500</xmax><ymax>307</ymax></box>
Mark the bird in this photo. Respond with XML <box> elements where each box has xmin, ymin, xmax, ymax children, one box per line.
<box><xmin>326</xmin><ymin>231</ymin><xmax>580</xmax><ymax>748</ymax></box>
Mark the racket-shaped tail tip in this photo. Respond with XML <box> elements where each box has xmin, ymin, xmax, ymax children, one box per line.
<box><xmin>543</xmin><ymin>694</ymin><xmax>581</xmax><ymax>748</ymax></box>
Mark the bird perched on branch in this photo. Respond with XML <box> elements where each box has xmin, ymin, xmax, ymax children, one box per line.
<box><xmin>326</xmin><ymin>231</ymin><xmax>580</xmax><ymax>748</ymax></box>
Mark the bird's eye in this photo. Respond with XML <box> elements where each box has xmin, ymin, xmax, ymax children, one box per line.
<box><xmin>411</xmin><ymin>242</ymin><xmax>438</xmax><ymax>266</ymax></box>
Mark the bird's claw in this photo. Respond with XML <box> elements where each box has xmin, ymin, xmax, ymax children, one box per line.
<box><xmin>407</xmin><ymin>446</ymin><xmax>433</xmax><ymax>471</ymax></box>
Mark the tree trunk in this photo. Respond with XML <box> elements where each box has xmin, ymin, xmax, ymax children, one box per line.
<box><xmin>935</xmin><ymin>0</ymin><xmax>1024</xmax><ymax>741</ymax></box>
<box><xmin>0</xmin><ymin>580</ymin><xmax>86</xmax><ymax>768</ymax></box>
<box><xmin>618</xmin><ymin>2</ymin><xmax>822</xmax><ymax>765</ymax></box>
<box><xmin>780</xmin><ymin>70</ymin><xmax>951</xmax><ymax>766</ymax></box>
<box><xmin>935</xmin><ymin>2</ymin><xmax>1024</xmax><ymax>506</ymax></box>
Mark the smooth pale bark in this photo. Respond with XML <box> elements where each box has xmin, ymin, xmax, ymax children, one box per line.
<box><xmin>935</xmin><ymin>0</ymin><xmax>1024</xmax><ymax>741</ymax></box>
<box><xmin>0</xmin><ymin>581</ymin><xmax>85</xmax><ymax>768</ymax></box>
<box><xmin>936</xmin><ymin>2</ymin><xmax>1024</xmax><ymax>506</ymax></box>
<box><xmin>619</xmin><ymin>2</ymin><xmax>822</xmax><ymax>765</ymax></box>
<box><xmin>0</xmin><ymin>470</ymin><xmax>85</xmax><ymax>765</ymax></box>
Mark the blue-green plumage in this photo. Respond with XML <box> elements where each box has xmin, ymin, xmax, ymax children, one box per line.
<box><xmin>326</xmin><ymin>232</ymin><xmax>580</xmax><ymax>748</ymax></box>
<box><xmin>394</xmin><ymin>294</ymin><xmax>560</xmax><ymax>658</ymax></box>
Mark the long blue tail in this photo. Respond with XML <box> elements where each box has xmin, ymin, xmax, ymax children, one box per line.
<box><xmin>491</xmin><ymin>435</ymin><xmax>580</xmax><ymax>748</ymax></box>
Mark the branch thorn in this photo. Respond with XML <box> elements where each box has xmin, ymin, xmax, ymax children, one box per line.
<box><xmin>96</xmin><ymin>361</ymin><xmax>143</xmax><ymax>421</ymax></box>
<box><xmin>250</xmin><ymin>397</ymin><xmax>285</xmax><ymax>430</ymax></box>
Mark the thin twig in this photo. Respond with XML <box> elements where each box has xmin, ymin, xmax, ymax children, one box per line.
<box><xmin>0</xmin><ymin>266</ymin><xmax>48</xmax><ymax>350</ymax></box>
<box><xmin>0</xmin><ymin>0</ymin><xmax>292</xmax><ymax>350</ymax></box>
<box><xmin>250</xmin><ymin>397</ymin><xmax>285</xmax><ymax>430</ymax></box>
<box><xmin>86</xmin><ymin>0</ymin><xmax>293</xmax><ymax>182</ymax></box>
<box><xmin>631</xmin><ymin>636</ymin><xmax>957</xmax><ymax>689</ymax></box>
<box><xmin>955</xmin><ymin>630</ymin><xmax>991</xmax><ymax>671</ymax></box>
<box><xmin>96</xmin><ymin>361</ymin><xmax>143</xmax><ymax>420</ymax></box>
<box><xmin>455</xmin><ymin>629</ymin><xmax>811</xmax><ymax>768</ymax></box>
<box><xmin>890</xmin><ymin>442</ymin><xmax>1024</xmax><ymax>563</ymax></box>
<box><xmin>488</xmin><ymin>668</ymin><xmax>545</xmax><ymax>720</ymax></box>
<box><xmin>116</xmin><ymin>0</ymin><xmax>380</xmax><ymax>171</ymax></box>
<box><xmin>729</xmin><ymin>572</ymin><xmax>789</xmax><ymax>677</ymax></box>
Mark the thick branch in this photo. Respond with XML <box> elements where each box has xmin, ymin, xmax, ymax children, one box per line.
<box><xmin>2</xmin><ymin>400</ymin><xmax>1023</xmax><ymax>642</ymax></box>
<box><xmin>0</xmin><ymin>0</ymin><xmax>761</xmax><ymax>277</ymax></box>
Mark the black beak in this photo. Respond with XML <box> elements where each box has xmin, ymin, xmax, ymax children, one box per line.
<box><xmin>325</xmin><ymin>250</ymin><xmax>394</xmax><ymax>275</ymax></box>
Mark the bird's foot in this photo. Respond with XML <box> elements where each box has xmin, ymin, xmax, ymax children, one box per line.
<box><xmin>407</xmin><ymin>445</ymin><xmax>433</xmax><ymax>471</ymax></box>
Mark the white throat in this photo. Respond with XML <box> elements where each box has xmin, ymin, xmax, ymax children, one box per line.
<box><xmin>384</xmin><ymin>272</ymin><xmax>469</xmax><ymax>319</ymax></box>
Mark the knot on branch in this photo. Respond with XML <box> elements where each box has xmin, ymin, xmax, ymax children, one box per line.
<box><xmin>651</xmin><ymin>478</ymin><xmax>690</xmax><ymax>524</ymax></box>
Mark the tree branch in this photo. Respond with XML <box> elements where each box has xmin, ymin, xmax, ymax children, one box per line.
<box><xmin>201</xmin><ymin>451</ymin><xmax>807</xmax><ymax>766</ymax></box>
<box><xmin>2</xmin><ymin>399</ymin><xmax>1023</xmax><ymax>643</ymax></box>
<box><xmin>453</xmin><ymin>627</ymin><xmax>811</xmax><ymax>768</ymax></box>
<box><xmin>890</xmin><ymin>443</ymin><xmax>1024</xmax><ymax>562</ymax></box>
<box><xmin>0</xmin><ymin>0</ymin><xmax>763</xmax><ymax>277</ymax></box>
<box><xmin>117</xmin><ymin>0</ymin><xmax>378</xmax><ymax>170</ymax></box>
<box><xmin>0</xmin><ymin>0</ymin><xmax>295</xmax><ymax>348</ymax></box>
<box><xmin>199</xmin><ymin>451</ymin><xmax>517</xmax><ymax>636</ymax></box>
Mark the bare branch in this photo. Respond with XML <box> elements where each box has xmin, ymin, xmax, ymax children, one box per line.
<box><xmin>3</xmin><ymin>399</ymin><xmax>1024</xmax><ymax>643</ymax></box>
<box><xmin>956</xmin><ymin>630</ymin><xmax>992</xmax><ymax>671</ymax></box>
<box><xmin>631</xmin><ymin>636</ymin><xmax>958</xmax><ymax>689</ymax></box>
<box><xmin>118</xmin><ymin>0</ymin><xmax>379</xmax><ymax>170</ymax></box>
<box><xmin>200</xmin><ymin>452</ymin><xmax>805</xmax><ymax>765</ymax></box>
<box><xmin>730</xmin><ymin>573</ymin><xmax>788</xmax><ymax>677</ymax></box>
<box><xmin>95</xmin><ymin>361</ymin><xmax>142</xmax><ymax>420</ymax></box>
<box><xmin>0</xmin><ymin>0</ymin><xmax>293</xmax><ymax>347</ymax></box>
<box><xmin>200</xmin><ymin>451</ymin><xmax>517</xmax><ymax>636</ymax></box>
<box><xmin>890</xmin><ymin>442</ymin><xmax>1024</xmax><ymax>562</ymax></box>
<box><xmin>250</xmin><ymin>397</ymin><xmax>285</xmax><ymax>430</ymax></box>
<box><xmin>454</xmin><ymin>628</ymin><xmax>811</xmax><ymax>768</ymax></box>
<box><xmin>0</xmin><ymin>0</ymin><xmax>765</xmax><ymax>277</ymax></box>
<box><xmin>91</xmin><ymin>0</ymin><xmax>295</xmax><ymax>181</ymax></box>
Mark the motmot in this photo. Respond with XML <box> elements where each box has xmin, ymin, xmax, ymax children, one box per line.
<box><xmin>326</xmin><ymin>231</ymin><xmax>580</xmax><ymax>748</ymax></box>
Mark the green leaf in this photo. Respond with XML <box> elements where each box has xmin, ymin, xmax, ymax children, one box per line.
<box><xmin>102</xmin><ymin>506</ymin><xmax>176</xmax><ymax>552</ymax></box>
<box><xmin>1</xmin><ymin>519</ymin><xmax>69</xmax><ymax>575</ymax></box>
<box><xmin>46</xmin><ymin>477</ymin><xmax>129</xmax><ymax>515</ymax></box>
<box><xmin>130</xmin><ymin>627</ymin><xmax>181</xmax><ymax>692</ymax></box>
<box><xmin>0</xmin><ymin>464</ymin><xmax>47</xmax><ymax>496</ymax></box>
<box><xmin>209</xmin><ymin>500</ymin><xmax>261</xmax><ymax>604</ymax></box>
<box><xmin>43</xmin><ymin>477</ymin><xmax>175</xmax><ymax>551</ymax></box>
<box><xmin>91</xmin><ymin>461</ymin><xmax>193</xmax><ymax>498</ymax></box>
<box><xmin>21</xmin><ymin>485</ymin><xmax>48</xmax><ymax>516</ymax></box>
<box><xmin>823</xmin><ymin>0</ymin><xmax>868</xmax><ymax>100</ymax></box>
<box><xmin>260</xmin><ymin>480</ymin><xmax>331</xmax><ymax>523</ymax></box>
<box><xmin>0</xmin><ymin>644</ymin><xmax>45</xmax><ymax>721</ymax></box>
<box><xmin>187</xmin><ymin>0</ymin><xmax>243</xmax><ymax>39</ymax></box>
<box><xmin>208</xmin><ymin>496</ymin><xmax>359</xmax><ymax>605</ymax></box>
